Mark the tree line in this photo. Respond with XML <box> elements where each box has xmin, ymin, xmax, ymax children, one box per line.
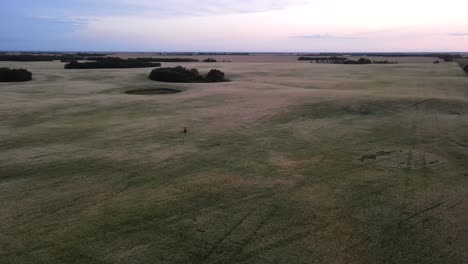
<box><xmin>1</xmin><ymin>65</ymin><xmax>230</xmax><ymax>83</ymax></box>
<box><xmin>0</xmin><ymin>54</ymin><xmax>66</xmax><ymax>61</ymax></box>
<box><xmin>300</xmin><ymin>53</ymin><xmax>463</xmax><ymax>61</ymax></box>
<box><xmin>0</xmin><ymin>54</ymin><xmax>201</xmax><ymax>63</ymax></box>
<box><xmin>61</xmin><ymin>57</ymin><xmax>199</xmax><ymax>63</ymax></box>
<box><xmin>299</xmin><ymin>57</ymin><xmax>397</xmax><ymax>65</ymax></box>
<box><xmin>64</xmin><ymin>60</ymin><xmax>162</xmax><ymax>69</ymax></box>
<box><xmin>0</xmin><ymin>53</ymin><xmax>114</xmax><ymax>62</ymax></box>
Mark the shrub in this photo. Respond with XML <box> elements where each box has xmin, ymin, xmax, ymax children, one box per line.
<box><xmin>464</xmin><ymin>65</ymin><xmax>468</xmax><ymax>75</ymax></box>
<box><xmin>149</xmin><ymin>66</ymin><xmax>228</xmax><ymax>83</ymax></box>
<box><xmin>0</xmin><ymin>68</ymin><xmax>32</xmax><ymax>82</ymax></box>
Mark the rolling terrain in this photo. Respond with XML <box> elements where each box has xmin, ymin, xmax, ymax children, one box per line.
<box><xmin>1</xmin><ymin>60</ymin><xmax>468</xmax><ymax>263</ymax></box>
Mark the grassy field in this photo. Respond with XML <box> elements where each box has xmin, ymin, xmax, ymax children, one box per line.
<box><xmin>1</xmin><ymin>60</ymin><xmax>468</xmax><ymax>264</ymax></box>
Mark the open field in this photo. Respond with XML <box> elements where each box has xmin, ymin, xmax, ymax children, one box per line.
<box><xmin>1</xmin><ymin>60</ymin><xmax>468</xmax><ymax>263</ymax></box>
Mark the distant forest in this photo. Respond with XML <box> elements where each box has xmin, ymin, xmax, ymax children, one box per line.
<box><xmin>64</xmin><ymin>59</ymin><xmax>162</xmax><ymax>69</ymax></box>
<box><xmin>0</xmin><ymin>54</ymin><xmax>201</xmax><ymax>63</ymax></box>
<box><xmin>299</xmin><ymin>53</ymin><xmax>463</xmax><ymax>62</ymax></box>
<box><xmin>299</xmin><ymin>56</ymin><xmax>397</xmax><ymax>64</ymax></box>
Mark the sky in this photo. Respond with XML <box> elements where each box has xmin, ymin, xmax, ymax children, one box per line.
<box><xmin>1</xmin><ymin>0</ymin><xmax>468</xmax><ymax>52</ymax></box>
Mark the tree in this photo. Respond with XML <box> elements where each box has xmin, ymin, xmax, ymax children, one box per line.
<box><xmin>0</xmin><ymin>68</ymin><xmax>32</xmax><ymax>82</ymax></box>
<box><xmin>149</xmin><ymin>66</ymin><xmax>228</xmax><ymax>83</ymax></box>
<box><xmin>205</xmin><ymin>69</ymin><xmax>226</xmax><ymax>82</ymax></box>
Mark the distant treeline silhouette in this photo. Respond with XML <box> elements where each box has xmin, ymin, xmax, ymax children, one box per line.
<box><xmin>0</xmin><ymin>68</ymin><xmax>32</xmax><ymax>82</ymax></box>
<box><xmin>61</xmin><ymin>57</ymin><xmax>200</xmax><ymax>63</ymax></box>
<box><xmin>76</xmin><ymin>53</ymin><xmax>108</xmax><ymax>57</ymax></box>
<box><xmin>0</xmin><ymin>52</ymin><xmax>113</xmax><ymax>62</ymax></box>
<box><xmin>168</xmin><ymin>52</ymin><xmax>250</xmax><ymax>56</ymax></box>
<box><xmin>343</xmin><ymin>58</ymin><xmax>373</xmax><ymax>64</ymax></box>
<box><xmin>370</xmin><ymin>60</ymin><xmax>398</xmax><ymax>64</ymax></box>
<box><xmin>0</xmin><ymin>54</ymin><xmax>200</xmax><ymax>63</ymax></box>
<box><xmin>299</xmin><ymin>57</ymin><xmax>397</xmax><ymax>64</ymax></box>
<box><xmin>149</xmin><ymin>66</ymin><xmax>228</xmax><ymax>83</ymax></box>
<box><xmin>64</xmin><ymin>60</ymin><xmax>161</xmax><ymax>69</ymax></box>
<box><xmin>298</xmin><ymin>56</ymin><xmax>347</xmax><ymax>62</ymax></box>
<box><xmin>134</xmin><ymin>58</ymin><xmax>199</xmax><ymax>62</ymax></box>
<box><xmin>0</xmin><ymin>54</ymin><xmax>64</xmax><ymax>61</ymax></box>
<box><xmin>300</xmin><ymin>53</ymin><xmax>463</xmax><ymax>62</ymax></box>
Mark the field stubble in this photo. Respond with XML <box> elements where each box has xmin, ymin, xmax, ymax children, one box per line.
<box><xmin>1</xmin><ymin>61</ymin><xmax>468</xmax><ymax>263</ymax></box>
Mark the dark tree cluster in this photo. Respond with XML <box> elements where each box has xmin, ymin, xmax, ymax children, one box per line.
<box><xmin>133</xmin><ymin>58</ymin><xmax>199</xmax><ymax>62</ymax></box>
<box><xmin>371</xmin><ymin>60</ymin><xmax>398</xmax><ymax>64</ymax></box>
<box><xmin>149</xmin><ymin>66</ymin><xmax>228</xmax><ymax>83</ymax></box>
<box><xmin>60</xmin><ymin>56</ymin><xmax>90</xmax><ymax>62</ymax></box>
<box><xmin>464</xmin><ymin>65</ymin><xmax>468</xmax><ymax>75</ymax></box>
<box><xmin>203</xmin><ymin>58</ymin><xmax>217</xmax><ymax>62</ymax></box>
<box><xmin>0</xmin><ymin>55</ymin><xmax>61</xmax><ymax>61</ymax></box>
<box><xmin>302</xmin><ymin>52</ymin><xmax>464</xmax><ymax>59</ymax></box>
<box><xmin>205</xmin><ymin>69</ymin><xmax>226</xmax><ymax>82</ymax></box>
<box><xmin>302</xmin><ymin>56</ymin><xmax>396</xmax><ymax>65</ymax></box>
<box><xmin>0</xmin><ymin>54</ymin><xmax>208</xmax><ymax>63</ymax></box>
<box><xmin>163</xmin><ymin>52</ymin><xmax>249</xmax><ymax>56</ymax></box>
<box><xmin>190</xmin><ymin>52</ymin><xmax>250</xmax><ymax>56</ymax></box>
<box><xmin>64</xmin><ymin>60</ymin><xmax>161</xmax><ymax>69</ymax></box>
<box><xmin>61</xmin><ymin>55</ymin><xmax>117</xmax><ymax>62</ymax></box>
<box><xmin>300</xmin><ymin>56</ymin><xmax>379</xmax><ymax>64</ymax></box>
<box><xmin>0</xmin><ymin>53</ymin><xmax>111</xmax><ymax>62</ymax></box>
<box><xmin>64</xmin><ymin>57</ymin><xmax>199</xmax><ymax>63</ymax></box>
<box><xmin>298</xmin><ymin>56</ymin><xmax>347</xmax><ymax>62</ymax></box>
<box><xmin>0</xmin><ymin>68</ymin><xmax>32</xmax><ymax>82</ymax></box>
<box><xmin>76</xmin><ymin>53</ymin><xmax>109</xmax><ymax>57</ymax></box>
<box><xmin>342</xmin><ymin>58</ymin><xmax>373</xmax><ymax>64</ymax></box>
<box><xmin>65</xmin><ymin>56</ymin><xmax>117</xmax><ymax>62</ymax></box>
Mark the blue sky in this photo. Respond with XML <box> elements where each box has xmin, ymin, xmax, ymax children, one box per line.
<box><xmin>1</xmin><ymin>0</ymin><xmax>468</xmax><ymax>51</ymax></box>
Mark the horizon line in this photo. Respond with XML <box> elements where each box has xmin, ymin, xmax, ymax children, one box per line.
<box><xmin>1</xmin><ymin>50</ymin><xmax>468</xmax><ymax>54</ymax></box>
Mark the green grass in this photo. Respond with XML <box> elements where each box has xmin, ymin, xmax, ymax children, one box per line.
<box><xmin>1</xmin><ymin>61</ymin><xmax>468</xmax><ymax>263</ymax></box>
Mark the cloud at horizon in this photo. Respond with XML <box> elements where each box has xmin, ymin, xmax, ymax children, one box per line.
<box><xmin>1</xmin><ymin>0</ymin><xmax>468</xmax><ymax>51</ymax></box>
